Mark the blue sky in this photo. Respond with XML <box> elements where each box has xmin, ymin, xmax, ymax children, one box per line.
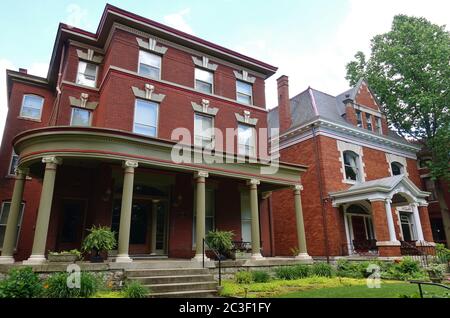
<box><xmin>0</xmin><ymin>0</ymin><xmax>449</xmax><ymax>139</ymax></box>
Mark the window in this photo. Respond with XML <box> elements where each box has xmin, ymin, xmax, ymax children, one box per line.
<box><xmin>133</xmin><ymin>99</ymin><xmax>159</xmax><ymax>137</ymax></box>
<box><xmin>195</xmin><ymin>68</ymin><xmax>213</xmax><ymax>94</ymax></box>
<box><xmin>240</xmin><ymin>191</ymin><xmax>252</xmax><ymax>243</ymax></box>
<box><xmin>193</xmin><ymin>188</ymin><xmax>215</xmax><ymax>245</ymax></box>
<box><xmin>391</xmin><ymin>162</ymin><xmax>404</xmax><ymax>176</ymax></box>
<box><xmin>138</xmin><ymin>50</ymin><xmax>161</xmax><ymax>79</ymax></box>
<box><xmin>76</xmin><ymin>61</ymin><xmax>97</xmax><ymax>87</ymax></box>
<box><xmin>424</xmin><ymin>178</ymin><xmax>437</xmax><ymax>201</ymax></box>
<box><xmin>70</xmin><ymin>108</ymin><xmax>91</xmax><ymax>126</ymax></box>
<box><xmin>365</xmin><ymin>113</ymin><xmax>373</xmax><ymax>131</ymax></box>
<box><xmin>0</xmin><ymin>202</ymin><xmax>25</xmax><ymax>250</ymax></box>
<box><xmin>8</xmin><ymin>151</ymin><xmax>19</xmax><ymax>176</ymax></box>
<box><xmin>238</xmin><ymin>124</ymin><xmax>256</xmax><ymax>156</ymax></box>
<box><xmin>355</xmin><ymin>110</ymin><xmax>362</xmax><ymax>128</ymax></box>
<box><xmin>343</xmin><ymin>151</ymin><xmax>361</xmax><ymax>181</ymax></box>
<box><xmin>236</xmin><ymin>80</ymin><xmax>253</xmax><ymax>105</ymax></box>
<box><xmin>375</xmin><ymin>117</ymin><xmax>382</xmax><ymax>133</ymax></box>
<box><xmin>400</xmin><ymin>212</ymin><xmax>416</xmax><ymax>241</ymax></box>
<box><xmin>20</xmin><ymin>95</ymin><xmax>44</xmax><ymax>120</ymax></box>
<box><xmin>194</xmin><ymin>113</ymin><xmax>214</xmax><ymax>148</ymax></box>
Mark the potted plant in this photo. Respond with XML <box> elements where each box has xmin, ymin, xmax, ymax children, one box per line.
<box><xmin>81</xmin><ymin>225</ymin><xmax>117</xmax><ymax>263</ymax></box>
<box><xmin>205</xmin><ymin>230</ymin><xmax>234</xmax><ymax>260</ymax></box>
<box><xmin>48</xmin><ymin>249</ymin><xmax>81</xmax><ymax>263</ymax></box>
<box><xmin>426</xmin><ymin>263</ymin><xmax>446</xmax><ymax>283</ymax></box>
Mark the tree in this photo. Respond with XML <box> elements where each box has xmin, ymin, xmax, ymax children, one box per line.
<box><xmin>346</xmin><ymin>15</ymin><xmax>450</xmax><ymax>181</ymax></box>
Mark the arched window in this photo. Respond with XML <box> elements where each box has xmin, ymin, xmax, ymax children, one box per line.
<box><xmin>391</xmin><ymin>162</ymin><xmax>404</xmax><ymax>176</ymax></box>
<box><xmin>343</xmin><ymin>151</ymin><xmax>360</xmax><ymax>181</ymax></box>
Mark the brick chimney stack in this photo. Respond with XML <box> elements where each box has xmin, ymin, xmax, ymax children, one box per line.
<box><xmin>277</xmin><ymin>75</ymin><xmax>291</xmax><ymax>133</ymax></box>
<box><xmin>19</xmin><ymin>68</ymin><xmax>28</xmax><ymax>74</ymax></box>
<box><xmin>343</xmin><ymin>94</ymin><xmax>357</xmax><ymax>126</ymax></box>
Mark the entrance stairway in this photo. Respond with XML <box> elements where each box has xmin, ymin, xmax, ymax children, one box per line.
<box><xmin>124</xmin><ymin>267</ymin><xmax>218</xmax><ymax>298</ymax></box>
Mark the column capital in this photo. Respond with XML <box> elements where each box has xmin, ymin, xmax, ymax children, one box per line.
<box><xmin>42</xmin><ymin>156</ymin><xmax>62</xmax><ymax>165</ymax></box>
<box><xmin>385</xmin><ymin>198</ymin><xmax>392</xmax><ymax>203</ymax></box>
<box><xmin>247</xmin><ymin>178</ymin><xmax>260</xmax><ymax>186</ymax></box>
<box><xmin>15</xmin><ymin>167</ymin><xmax>29</xmax><ymax>177</ymax></box>
<box><xmin>293</xmin><ymin>184</ymin><xmax>303</xmax><ymax>192</ymax></box>
<box><xmin>123</xmin><ymin>160</ymin><xmax>138</xmax><ymax>169</ymax></box>
<box><xmin>411</xmin><ymin>202</ymin><xmax>420</xmax><ymax>208</ymax></box>
<box><xmin>418</xmin><ymin>202</ymin><xmax>429</xmax><ymax>207</ymax></box>
<box><xmin>194</xmin><ymin>171</ymin><xmax>209</xmax><ymax>179</ymax></box>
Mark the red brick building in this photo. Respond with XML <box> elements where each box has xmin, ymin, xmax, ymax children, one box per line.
<box><xmin>269</xmin><ymin>77</ymin><xmax>435</xmax><ymax>258</ymax></box>
<box><xmin>0</xmin><ymin>5</ymin><xmax>310</xmax><ymax>264</ymax></box>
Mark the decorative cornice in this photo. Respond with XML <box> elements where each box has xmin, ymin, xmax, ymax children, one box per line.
<box><xmin>69</xmin><ymin>93</ymin><xmax>98</xmax><ymax>110</ymax></box>
<box><xmin>131</xmin><ymin>84</ymin><xmax>166</xmax><ymax>102</ymax></box>
<box><xmin>234</xmin><ymin>70</ymin><xmax>256</xmax><ymax>84</ymax></box>
<box><xmin>76</xmin><ymin>49</ymin><xmax>103</xmax><ymax>64</ymax></box>
<box><xmin>191</xmin><ymin>99</ymin><xmax>219</xmax><ymax>116</ymax></box>
<box><xmin>42</xmin><ymin>156</ymin><xmax>62</xmax><ymax>165</ymax></box>
<box><xmin>192</xmin><ymin>56</ymin><xmax>218</xmax><ymax>71</ymax></box>
<box><xmin>136</xmin><ymin>37</ymin><xmax>168</xmax><ymax>55</ymax></box>
<box><xmin>235</xmin><ymin>110</ymin><xmax>258</xmax><ymax>126</ymax></box>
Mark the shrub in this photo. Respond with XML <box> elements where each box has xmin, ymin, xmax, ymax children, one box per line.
<box><xmin>311</xmin><ymin>262</ymin><xmax>334</xmax><ymax>277</ymax></box>
<box><xmin>335</xmin><ymin>259</ymin><xmax>380</xmax><ymax>278</ymax></box>
<box><xmin>82</xmin><ymin>225</ymin><xmax>117</xmax><ymax>255</ymax></box>
<box><xmin>252</xmin><ymin>271</ymin><xmax>270</xmax><ymax>283</ymax></box>
<box><xmin>436</xmin><ymin>243</ymin><xmax>450</xmax><ymax>264</ymax></box>
<box><xmin>397</xmin><ymin>257</ymin><xmax>421</xmax><ymax>275</ymax></box>
<box><xmin>122</xmin><ymin>280</ymin><xmax>149</xmax><ymax>298</ymax></box>
<box><xmin>235</xmin><ymin>271</ymin><xmax>253</xmax><ymax>284</ymax></box>
<box><xmin>0</xmin><ymin>267</ymin><xmax>43</xmax><ymax>298</ymax></box>
<box><xmin>48</xmin><ymin>249</ymin><xmax>82</xmax><ymax>259</ymax></box>
<box><xmin>380</xmin><ymin>257</ymin><xmax>426</xmax><ymax>280</ymax></box>
<box><xmin>44</xmin><ymin>271</ymin><xmax>99</xmax><ymax>298</ymax></box>
<box><xmin>274</xmin><ymin>265</ymin><xmax>310</xmax><ymax>280</ymax></box>
<box><xmin>205</xmin><ymin>230</ymin><xmax>234</xmax><ymax>256</ymax></box>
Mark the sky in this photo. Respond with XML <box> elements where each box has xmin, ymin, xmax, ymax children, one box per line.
<box><xmin>0</xmin><ymin>0</ymin><xmax>449</xmax><ymax>142</ymax></box>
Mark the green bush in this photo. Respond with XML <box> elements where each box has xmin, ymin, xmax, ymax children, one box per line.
<box><xmin>48</xmin><ymin>249</ymin><xmax>82</xmax><ymax>259</ymax></box>
<box><xmin>205</xmin><ymin>230</ymin><xmax>234</xmax><ymax>256</ymax></box>
<box><xmin>311</xmin><ymin>262</ymin><xmax>334</xmax><ymax>277</ymax></box>
<box><xmin>44</xmin><ymin>271</ymin><xmax>99</xmax><ymax>298</ymax></box>
<box><xmin>122</xmin><ymin>280</ymin><xmax>149</xmax><ymax>298</ymax></box>
<box><xmin>274</xmin><ymin>265</ymin><xmax>310</xmax><ymax>280</ymax></box>
<box><xmin>82</xmin><ymin>225</ymin><xmax>117</xmax><ymax>254</ymax></box>
<box><xmin>380</xmin><ymin>257</ymin><xmax>426</xmax><ymax>280</ymax></box>
<box><xmin>235</xmin><ymin>271</ymin><xmax>253</xmax><ymax>284</ymax></box>
<box><xmin>436</xmin><ymin>243</ymin><xmax>450</xmax><ymax>264</ymax></box>
<box><xmin>252</xmin><ymin>271</ymin><xmax>270</xmax><ymax>283</ymax></box>
<box><xmin>0</xmin><ymin>267</ymin><xmax>43</xmax><ymax>298</ymax></box>
<box><xmin>335</xmin><ymin>259</ymin><xmax>379</xmax><ymax>278</ymax></box>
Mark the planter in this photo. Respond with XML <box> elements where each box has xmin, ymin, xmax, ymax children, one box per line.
<box><xmin>48</xmin><ymin>254</ymin><xmax>79</xmax><ymax>263</ymax></box>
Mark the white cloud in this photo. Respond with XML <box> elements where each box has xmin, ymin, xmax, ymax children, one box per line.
<box><xmin>163</xmin><ymin>8</ymin><xmax>194</xmax><ymax>34</ymax></box>
<box><xmin>64</xmin><ymin>3</ymin><xmax>90</xmax><ymax>29</ymax></box>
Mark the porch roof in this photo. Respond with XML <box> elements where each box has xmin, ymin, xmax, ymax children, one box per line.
<box><xmin>329</xmin><ymin>175</ymin><xmax>430</xmax><ymax>207</ymax></box>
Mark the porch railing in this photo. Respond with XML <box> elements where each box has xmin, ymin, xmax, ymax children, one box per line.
<box><xmin>202</xmin><ymin>238</ymin><xmax>222</xmax><ymax>286</ymax></box>
<box><xmin>341</xmin><ymin>240</ymin><xmax>379</xmax><ymax>256</ymax></box>
<box><xmin>400</xmin><ymin>241</ymin><xmax>435</xmax><ymax>267</ymax></box>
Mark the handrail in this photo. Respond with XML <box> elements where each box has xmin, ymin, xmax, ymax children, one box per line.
<box><xmin>400</xmin><ymin>241</ymin><xmax>433</xmax><ymax>267</ymax></box>
<box><xmin>202</xmin><ymin>238</ymin><xmax>222</xmax><ymax>286</ymax></box>
<box><xmin>409</xmin><ymin>280</ymin><xmax>450</xmax><ymax>298</ymax></box>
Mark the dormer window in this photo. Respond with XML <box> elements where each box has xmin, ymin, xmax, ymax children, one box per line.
<box><xmin>138</xmin><ymin>50</ymin><xmax>161</xmax><ymax>79</ymax></box>
<box><xmin>236</xmin><ymin>80</ymin><xmax>253</xmax><ymax>105</ymax></box>
<box><xmin>365</xmin><ymin>113</ymin><xmax>373</xmax><ymax>131</ymax></box>
<box><xmin>76</xmin><ymin>61</ymin><xmax>98</xmax><ymax>87</ymax></box>
<box><xmin>355</xmin><ymin>110</ymin><xmax>362</xmax><ymax>128</ymax></box>
<box><xmin>375</xmin><ymin>117</ymin><xmax>382</xmax><ymax>133</ymax></box>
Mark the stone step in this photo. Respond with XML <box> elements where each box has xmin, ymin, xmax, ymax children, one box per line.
<box><xmin>129</xmin><ymin>274</ymin><xmax>214</xmax><ymax>284</ymax></box>
<box><xmin>148</xmin><ymin>289</ymin><xmax>218</xmax><ymax>298</ymax></box>
<box><xmin>144</xmin><ymin>281</ymin><xmax>218</xmax><ymax>293</ymax></box>
<box><xmin>125</xmin><ymin>268</ymin><xmax>209</xmax><ymax>277</ymax></box>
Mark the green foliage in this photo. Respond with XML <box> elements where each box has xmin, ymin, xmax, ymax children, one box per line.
<box><xmin>345</xmin><ymin>15</ymin><xmax>450</xmax><ymax>180</ymax></box>
<box><xmin>426</xmin><ymin>263</ymin><xmax>446</xmax><ymax>282</ymax></box>
<box><xmin>122</xmin><ymin>280</ymin><xmax>149</xmax><ymax>298</ymax></box>
<box><xmin>311</xmin><ymin>262</ymin><xmax>334</xmax><ymax>277</ymax></box>
<box><xmin>48</xmin><ymin>249</ymin><xmax>82</xmax><ymax>259</ymax></box>
<box><xmin>290</xmin><ymin>247</ymin><xmax>300</xmax><ymax>257</ymax></box>
<box><xmin>336</xmin><ymin>259</ymin><xmax>368</xmax><ymax>278</ymax></box>
<box><xmin>381</xmin><ymin>257</ymin><xmax>426</xmax><ymax>280</ymax></box>
<box><xmin>436</xmin><ymin>243</ymin><xmax>450</xmax><ymax>264</ymax></box>
<box><xmin>0</xmin><ymin>267</ymin><xmax>43</xmax><ymax>298</ymax></box>
<box><xmin>82</xmin><ymin>225</ymin><xmax>117</xmax><ymax>253</ymax></box>
<box><xmin>205</xmin><ymin>230</ymin><xmax>234</xmax><ymax>255</ymax></box>
<box><xmin>274</xmin><ymin>265</ymin><xmax>310</xmax><ymax>280</ymax></box>
<box><xmin>235</xmin><ymin>271</ymin><xmax>253</xmax><ymax>284</ymax></box>
<box><xmin>44</xmin><ymin>271</ymin><xmax>99</xmax><ymax>298</ymax></box>
<box><xmin>252</xmin><ymin>271</ymin><xmax>270</xmax><ymax>283</ymax></box>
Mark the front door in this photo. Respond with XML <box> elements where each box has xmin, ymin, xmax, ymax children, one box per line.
<box><xmin>129</xmin><ymin>200</ymin><xmax>152</xmax><ymax>254</ymax></box>
<box><xmin>152</xmin><ymin>202</ymin><xmax>168</xmax><ymax>255</ymax></box>
<box><xmin>57</xmin><ymin>199</ymin><xmax>86</xmax><ymax>251</ymax></box>
<box><xmin>351</xmin><ymin>215</ymin><xmax>368</xmax><ymax>252</ymax></box>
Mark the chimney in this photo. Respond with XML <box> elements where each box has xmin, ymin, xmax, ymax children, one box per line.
<box><xmin>19</xmin><ymin>68</ymin><xmax>28</xmax><ymax>74</ymax></box>
<box><xmin>277</xmin><ymin>75</ymin><xmax>291</xmax><ymax>133</ymax></box>
<box><xmin>343</xmin><ymin>94</ymin><xmax>357</xmax><ymax>126</ymax></box>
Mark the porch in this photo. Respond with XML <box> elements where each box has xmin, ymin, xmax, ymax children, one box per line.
<box><xmin>330</xmin><ymin>175</ymin><xmax>435</xmax><ymax>257</ymax></box>
<box><xmin>0</xmin><ymin>127</ymin><xmax>311</xmax><ymax>264</ymax></box>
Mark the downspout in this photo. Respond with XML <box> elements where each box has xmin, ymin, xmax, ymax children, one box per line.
<box><xmin>48</xmin><ymin>42</ymin><xmax>66</xmax><ymax>126</ymax></box>
<box><xmin>312</xmin><ymin>123</ymin><xmax>330</xmax><ymax>263</ymax></box>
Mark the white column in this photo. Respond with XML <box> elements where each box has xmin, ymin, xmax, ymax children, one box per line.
<box><xmin>412</xmin><ymin>203</ymin><xmax>425</xmax><ymax>242</ymax></box>
<box><xmin>192</xmin><ymin>171</ymin><xmax>210</xmax><ymax>262</ymax></box>
<box><xmin>384</xmin><ymin>199</ymin><xmax>398</xmax><ymax>242</ymax></box>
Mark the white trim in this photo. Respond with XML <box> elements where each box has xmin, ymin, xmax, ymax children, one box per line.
<box><xmin>337</xmin><ymin>140</ymin><xmax>366</xmax><ymax>183</ymax></box>
<box><xmin>353</xmin><ymin>103</ymin><xmax>382</xmax><ymax>117</ymax></box>
<box><xmin>19</xmin><ymin>94</ymin><xmax>44</xmax><ymax>121</ymax></box>
<box><xmin>386</xmin><ymin>153</ymin><xmax>408</xmax><ymax>177</ymax></box>
<box><xmin>75</xmin><ymin>61</ymin><xmax>98</xmax><ymax>88</ymax></box>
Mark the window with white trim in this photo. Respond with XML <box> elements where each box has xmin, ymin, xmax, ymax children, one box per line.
<box><xmin>240</xmin><ymin>190</ymin><xmax>252</xmax><ymax>243</ymax></box>
<box><xmin>343</xmin><ymin>151</ymin><xmax>361</xmax><ymax>181</ymax></box>
<box><xmin>391</xmin><ymin>161</ymin><xmax>404</xmax><ymax>176</ymax></box>
<box><xmin>76</xmin><ymin>61</ymin><xmax>98</xmax><ymax>87</ymax></box>
<box><xmin>133</xmin><ymin>99</ymin><xmax>159</xmax><ymax>137</ymax></box>
<box><xmin>400</xmin><ymin>212</ymin><xmax>417</xmax><ymax>241</ymax></box>
<box><xmin>365</xmin><ymin>113</ymin><xmax>373</xmax><ymax>131</ymax></box>
<box><xmin>236</xmin><ymin>80</ymin><xmax>253</xmax><ymax>105</ymax></box>
<box><xmin>195</xmin><ymin>68</ymin><xmax>213</xmax><ymax>94</ymax></box>
<box><xmin>8</xmin><ymin>150</ymin><xmax>19</xmax><ymax>176</ymax></box>
<box><xmin>0</xmin><ymin>202</ymin><xmax>25</xmax><ymax>250</ymax></box>
<box><xmin>375</xmin><ymin>117</ymin><xmax>382</xmax><ymax>133</ymax></box>
<box><xmin>194</xmin><ymin>113</ymin><xmax>214</xmax><ymax>149</ymax></box>
<box><xmin>355</xmin><ymin>110</ymin><xmax>362</xmax><ymax>128</ymax></box>
<box><xmin>193</xmin><ymin>188</ymin><xmax>215</xmax><ymax>245</ymax></box>
<box><xmin>20</xmin><ymin>95</ymin><xmax>44</xmax><ymax>120</ymax></box>
<box><xmin>138</xmin><ymin>50</ymin><xmax>161</xmax><ymax>79</ymax></box>
<box><xmin>70</xmin><ymin>107</ymin><xmax>92</xmax><ymax>126</ymax></box>
<box><xmin>238</xmin><ymin>123</ymin><xmax>256</xmax><ymax>156</ymax></box>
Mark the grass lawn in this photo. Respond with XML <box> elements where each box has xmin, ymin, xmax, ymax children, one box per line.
<box><xmin>91</xmin><ymin>291</ymin><xmax>124</xmax><ymax>298</ymax></box>
<box><xmin>220</xmin><ymin>277</ymin><xmax>450</xmax><ymax>298</ymax></box>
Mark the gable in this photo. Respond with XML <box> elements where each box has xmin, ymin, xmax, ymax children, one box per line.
<box><xmin>354</xmin><ymin>82</ymin><xmax>380</xmax><ymax>111</ymax></box>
